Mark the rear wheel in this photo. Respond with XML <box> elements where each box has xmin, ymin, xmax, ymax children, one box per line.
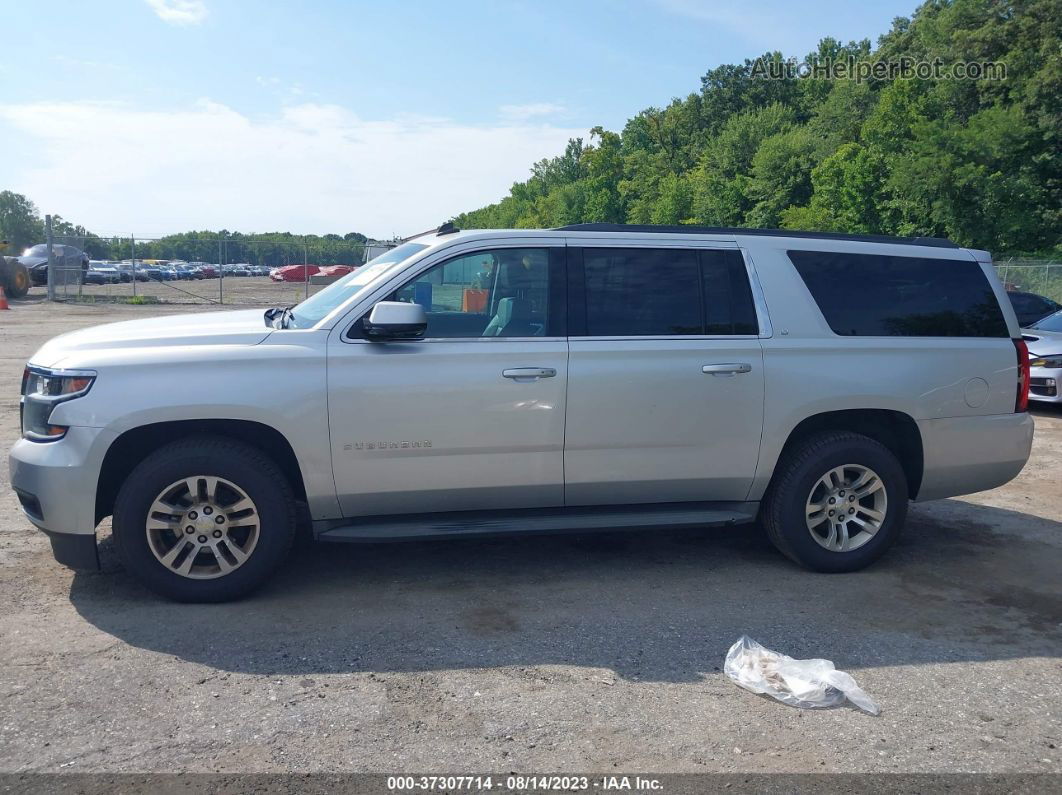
<box><xmin>112</xmin><ymin>436</ymin><xmax>296</xmax><ymax>601</ymax></box>
<box><xmin>762</xmin><ymin>432</ymin><xmax>908</xmax><ymax>572</ymax></box>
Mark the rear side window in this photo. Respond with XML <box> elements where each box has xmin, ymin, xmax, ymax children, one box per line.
<box><xmin>788</xmin><ymin>251</ymin><xmax>1008</xmax><ymax>337</ymax></box>
<box><xmin>580</xmin><ymin>247</ymin><xmax>758</xmax><ymax>336</ymax></box>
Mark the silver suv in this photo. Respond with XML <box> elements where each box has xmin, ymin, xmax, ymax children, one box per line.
<box><xmin>9</xmin><ymin>224</ymin><xmax>1035</xmax><ymax>601</ymax></box>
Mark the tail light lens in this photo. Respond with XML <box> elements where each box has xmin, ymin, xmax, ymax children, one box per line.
<box><xmin>1014</xmin><ymin>338</ymin><xmax>1030</xmax><ymax>412</ymax></box>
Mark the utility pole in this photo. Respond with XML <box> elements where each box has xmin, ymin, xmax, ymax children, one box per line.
<box><xmin>45</xmin><ymin>215</ymin><xmax>55</xmax><ymax>301</ymax></box>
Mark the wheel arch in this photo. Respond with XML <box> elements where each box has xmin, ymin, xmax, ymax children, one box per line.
<box><xmin>767</xmin><ymin>409</ymin><xmax>924</xmax><ymax>500</ymax></box>
<box><xmin>95</xmin><ymin>419</ymin><xmax>307</xmax><ymax>524</ymax></box>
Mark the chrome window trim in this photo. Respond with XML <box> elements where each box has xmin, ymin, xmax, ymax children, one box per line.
<box><xmin>736</xmin><ymin>246</ymin><xmax>774</xmax><ymax>339</ymax></box>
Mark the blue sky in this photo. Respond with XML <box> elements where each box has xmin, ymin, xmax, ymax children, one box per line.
<box><xmin>1</xmin><ymin>0</ymin><xmax>916</xmax><ymax>237</ymax></box>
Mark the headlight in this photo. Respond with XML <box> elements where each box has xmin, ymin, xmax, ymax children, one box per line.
<box><xmin>1029</xmin><ymin>355</ymin><xmax>1062</xmax><ymax>368</ymax></box>
<box><xmin>19</xmin><ymin>367</ymin><xmax>96</xmax><ymax>441</ymax></box>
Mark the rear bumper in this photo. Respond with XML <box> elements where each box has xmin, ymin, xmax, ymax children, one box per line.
<box><xmin>916</xmin><ymin>412</ymin><xmax>1034</xmax><ymax>502</ymax></box>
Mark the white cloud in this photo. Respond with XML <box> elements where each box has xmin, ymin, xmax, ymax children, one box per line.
<box><xmin>145</xmin><ymin>0</ymin><xmax>208</xmax><ymax>27</ymax></box>
<box><xmin>0</xmin><ymin>100</ymin><xmax>585</xmax><ymax>237</ymax></box>
<box><xmin>499</xmin><ymin>103</ymin><xmax>565</xmax><ymax>120</ymax></box>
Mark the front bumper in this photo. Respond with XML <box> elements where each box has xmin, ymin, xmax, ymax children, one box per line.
<box><xmin>1029</xmin><ymin>365</ymin><xmax>1062</xmax><ymax>403</ymax></box>
<box><xmin>8</xmin><ymin>426</ymin><xmax>116</xmax><ymax>570</ymax></box>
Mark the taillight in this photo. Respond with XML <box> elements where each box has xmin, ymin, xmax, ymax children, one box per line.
<box><xmin>1014</xmin><ymin>338</ymin><xmax>1030</xmax><ymax>412</ymax></box>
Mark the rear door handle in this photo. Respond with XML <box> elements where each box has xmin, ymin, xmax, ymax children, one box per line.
<box><xmin>503</xmin><ymin>367</ymin><xmax>557</xmax><ymax>380</ymax></box>
<box><xmin>702</xmin><ymin>363</ymin><xmax>752</xmax><ymax>376</ymax></box>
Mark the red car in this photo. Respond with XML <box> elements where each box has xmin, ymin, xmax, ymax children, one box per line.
<box><xmin>316</xmin><ymin>265</ymin><xmax>356</xmax><ymax>277</ymax></box>
<box><xmin>270</xmin><ymin>264</ymin><xmax>321</xmax><ymax>282</ymax></box>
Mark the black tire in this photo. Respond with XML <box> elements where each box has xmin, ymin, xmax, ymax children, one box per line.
<box><xmin>762</xmin><ymin>431</ymin><xmax>908</xmax><ymax>573</ymax></box>
<box><xmin>3</xmin><ymin>261</ymin><xmax>31</xmax><ymax>298</ymax></box>
<box><xmin>112</xmin><ymin>436</ymin><xmax>296</xmax><ymax>602</ymax></box>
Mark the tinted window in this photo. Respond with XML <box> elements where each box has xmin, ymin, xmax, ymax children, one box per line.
<box><xmin>701</xmin><ymin>250</ymin><xmax>759</xmax><ymax>335</ymax></box>
<box><xmin>582</xmin><ymin>248</ymin><xmax>758</xmax><ymax>336</ymax></box>
<box><xmin>390</xmin><ymin>247</ymin><xmax>550</xmax><ymax>338</ymax></box>
<box><xmin>788</xmin><ymin>251</ymin><xmax>1008</xmax><ymax>337</ymax></box>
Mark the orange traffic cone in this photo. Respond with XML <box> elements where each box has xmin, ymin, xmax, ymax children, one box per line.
<box><xmin>0</xmin><ymin>286</ymin><xmax>9</xmax><ymax>310</ymax></box>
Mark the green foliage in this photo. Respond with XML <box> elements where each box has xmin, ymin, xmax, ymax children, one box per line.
<box><xmin>454</xmin><ymin>0</ymin><xmax>1061</xmax><ymax>253</ymax></box>
<box><xmin>0</xmin><ymin>191</ymin><xmax>44</xmax><ymax>251</ymax></box>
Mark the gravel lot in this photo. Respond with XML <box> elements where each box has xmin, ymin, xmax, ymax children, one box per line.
<box><xmin>0</xmin><ymin>297</ymin><xmax>1059</xmax><ymax>775</ymax></box>
<box><xmin>30</xmin><ymin>275</ymin><xmax>328</xmax><ymax>307</ymax></box>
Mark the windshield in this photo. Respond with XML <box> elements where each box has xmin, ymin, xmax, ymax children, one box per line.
<box><xmin>287</xmin><ymin>242</ymin><xmax>429</xmax><ymax>328</ymax></box>
<box><xmin>23</xmin><ymin>244</ymin><xmax>48</xmax><ymax>257</ymax></box>
<box><xmin>1031</xmin><ymin>310</ymin><xmax>1062</xmax><ymax>333</ymax></box>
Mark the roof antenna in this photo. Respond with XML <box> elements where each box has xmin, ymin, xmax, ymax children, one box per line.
<box><xmin>437</xmin><ymin>221</ymin><xmax>459</xmax><ymax>235</ymax></box>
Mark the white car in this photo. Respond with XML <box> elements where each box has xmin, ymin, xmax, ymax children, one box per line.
<box><xmin>1023</xmin><ymin>309</ymin><xmax>1062</xmax><ymax>403</ymax></box>
<box><xmin>9</xmin><ymin>223</ymin><xmax>1034</xmax><ymax>601</ymax></box>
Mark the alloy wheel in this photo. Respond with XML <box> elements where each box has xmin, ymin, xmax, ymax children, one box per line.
<box><xmin>145</xmin><ymin>475</ymin><xmax>260</xmax><ymax>579</ymax></box>
<box><xmin>804</xmin><ymin>464</ymin><xmax>887</xmax><ymax>552</ymax></box>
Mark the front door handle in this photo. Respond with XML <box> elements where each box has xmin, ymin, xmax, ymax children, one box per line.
<box><xmin>702</xmin><ymin>363</ymin><xmax>752</xmax><ymax>376</ymax></box>
<box><xmin>503</xmin><ymin>367</ymin><xmax>557</xmax><ymax>380</ymax></box>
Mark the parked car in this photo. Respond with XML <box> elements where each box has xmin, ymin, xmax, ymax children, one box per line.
<box><xmin>1007</xmin><ymin>290</ymin><xmax>1060</xmax><ymax>328</ymax></box>
<box><xmin>19</xmin><ymin>243</ymin><xmax>89</xmax><ymax>286</ymax></box>
<box><xmin>115</xmin><ymin>262</ymin><xmax>150</xmax><ymax>282</ymax></box>
<box><xmin>1022</xmin><ymin>309</ymin><xmax>1062</xmax><ymax>404</ymax></box>
<box><xmin>271</xmin><ymin>264</ymin><xmax>321</xmax><ymax>282</ymax></box>
<box><xmin>317</xmin><ymin>265</ymin><xmax>357</xmax><ymax>278</ymax></box>
<box><xmin>84</xmin><ymin>263</ymin><xmax>122</xmax><ymax>285</ymax></box>
<box><xmin>9</xmin><ymin>224</ymin><xmax>1034</xmax><ymax>602</ymax></box>
<box><xmin>197</xmin><ymin>265</ymin><xmax>218</xmax><ymax>279</ymax></box>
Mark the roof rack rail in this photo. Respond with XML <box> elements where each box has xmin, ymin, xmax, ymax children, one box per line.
<box><xmin>400</xmin><ymin>221</ymin><xmax>461</xmax><ymax>243</ymax></box>
<box><xmin>553</xmin><ymin>223</ymin><xmax>959</xmax><ymax>249</ymax></box>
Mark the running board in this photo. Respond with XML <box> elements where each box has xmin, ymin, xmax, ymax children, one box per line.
<box><xmin>316</xmin><ymin>502</ymin><xmax>758</xmax><ymax>543</ymax></box>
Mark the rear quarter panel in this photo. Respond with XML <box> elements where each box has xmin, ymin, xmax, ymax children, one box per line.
<box><xmin>745</xmin><ymin>240</ymin><xmax>1022</xmax><ymax>501</ymax></box>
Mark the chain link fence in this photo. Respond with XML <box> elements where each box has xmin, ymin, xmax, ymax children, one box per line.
<box><xmin>37</xmin><ymin>221</ymin><xmax>395</xmax><ymax>305</ymax></box>
<box><xmin>994</xmin><ymin>258</ymin><xmax>1062</xmax><ymax>303</ymax></box>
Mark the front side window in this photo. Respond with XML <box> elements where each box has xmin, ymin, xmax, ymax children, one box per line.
<box><xmin>580</xmin><ymin>247</ymin><xmax>758</xmax><ymax>337</ymax></box>
<box><xmin>788</xmin><ymin>251</ymin><xmax>1009</xmax><ymax>337</ymax></box>
<box><xmin>389</xmin><ymin>247</ymin><xmax>551</xmax><ymax>338</ymax></box>
<box><xmin>288</xmin><ymin>241</ymin><xmax>428</xmax><ymax>328</ymax></box>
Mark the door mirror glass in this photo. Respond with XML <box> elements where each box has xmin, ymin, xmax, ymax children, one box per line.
<box><xmin>364</xmin><ymin>301</ymin><xmax>427</xmax><ymax>339</ymax></box>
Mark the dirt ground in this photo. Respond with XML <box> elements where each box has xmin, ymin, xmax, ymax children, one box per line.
<box><xmin>0</xmin><ymin>297</ymin><xmax>1059</xmax><ymax>775</ymax></box>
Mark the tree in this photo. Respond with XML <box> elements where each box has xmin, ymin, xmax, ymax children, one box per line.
<box><xmin>0</xmin><ymin>191</ymin><xmax>44</xmax><ymax>251</ymax></box>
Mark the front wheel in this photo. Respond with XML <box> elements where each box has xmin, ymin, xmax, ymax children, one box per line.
<box><xmin>112</xmin><ymin>436</ymin><xmax>296</xmax><ymax>601</ymax></box>
<box><xmin>762</xmin><ymin>432</ymin><xmax>908</xmax><ymax>573</ymax></box>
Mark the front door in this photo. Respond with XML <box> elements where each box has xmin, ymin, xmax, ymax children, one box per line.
<box><xmin>327</xmin><ymin>244</ymin><xmax>568</xmax><ymax>517</ymax></box>
<box><xmin>564</xmin><ymin>244</ymin><xmax>766</xmax><ymax>505</ymax></box>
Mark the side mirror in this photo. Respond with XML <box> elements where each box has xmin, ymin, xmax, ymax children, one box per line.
<box><xmin>364</xmin><ymin>301</ymin><xmax>427</xmax><ymax>339</ymax></box>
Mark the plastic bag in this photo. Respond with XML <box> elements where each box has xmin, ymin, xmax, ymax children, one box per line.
<box><xmin>723</xmin><ymin>636</ymin><xmax>879</xmax><ymax>715</ymax></box>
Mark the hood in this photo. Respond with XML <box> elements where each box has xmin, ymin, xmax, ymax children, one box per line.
<box><xmin>19</xmin><ymin>256</ymin><xmax>48</xmax><ymax>268</ymax></box>
<box><xmin>29</xmin><ymin>309</ymin><xmax>275</xmax><ymax>368</ymax></box>
<box><xmin>1023</xmin><ymin>327</ymin><xmax>1062</xmax><ymax>355</ymax></box>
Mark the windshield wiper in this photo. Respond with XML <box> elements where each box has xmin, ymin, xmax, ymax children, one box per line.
<box><xmin>264</xmin><ymin>305</ymin><xmax>296</xmax><ymax>329</ymax></box>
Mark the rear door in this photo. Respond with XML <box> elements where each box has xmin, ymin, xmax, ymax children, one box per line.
<box><xmin>564</xmin><ymin>241</ymin><xmax>766</xmax><ymax>505</ymax></box>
